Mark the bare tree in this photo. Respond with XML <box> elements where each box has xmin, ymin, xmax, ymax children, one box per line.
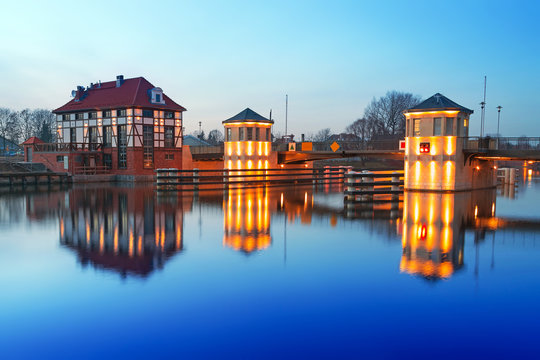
<box><xmin>364</xmin><ymin>91</ymin><xmax>422</xmax><ymax>137</ymax></box>
<box><xmin>19</xmin><ymin>109</ymin><xmax>34</xmax><ymax>142</ymax></box>
<box><xmin>0</xmin><ymin>108</ymin><xmax>18</xmax><ymax>152</ymax></box>
<box><xmin>346</xmin><ymin>117</ymin><xmax>375</xmax><ymax>142</ymax></box>
<box><xmin>207</xmin><ymin>129</ymin><xmax>224</xmax><ymax>145</ymax></box>
<box><xmin>313</xmin><ymin>128</ymin><xmax>332</xmax><ymax>142</ymax></box>
<box><xmin>32</xmin><ymin>109</ymin><xmax>56</xmax><ymax>143</ymax></box>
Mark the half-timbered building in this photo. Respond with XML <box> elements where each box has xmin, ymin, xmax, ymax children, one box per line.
<box><xmin>42</xmin><ymin>75</ymin><xmax>186</xmax><ymax>177</ymax></box>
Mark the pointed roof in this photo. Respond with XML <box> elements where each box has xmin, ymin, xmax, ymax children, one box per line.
<box><xmin>53</xmin><ymin>77</ymin><xmax>186</xmax><ymax>113</ymax></box>
<box><xmin>222</xmin><ymin>108</ymin><xmax>273</xmax><ymax>124</ymax></box>
<box><xmin>406</xmin><ymin>93</ymin><xmax>473</xmax><ymax>114</ymax></box>
<box><xmin>22</xmin><ymin>136</ymin><xmax>45</xmax><ymax>145</ymax></box>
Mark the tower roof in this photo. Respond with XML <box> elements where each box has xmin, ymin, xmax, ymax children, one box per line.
<box><xmin>406</xmin><ymin>93</ymin><xmax>473</xmax><ymax>114</ymax></box>
<box><xmin>222</xmin><ymin>108</ymin><xmax>273</xmax><ymax>124</ymax></box>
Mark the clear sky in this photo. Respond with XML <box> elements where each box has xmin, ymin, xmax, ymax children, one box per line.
<box><xmin>0</xmin><ymin>0</ymin><xmax>538</xmax><ymax>137</ymax></box>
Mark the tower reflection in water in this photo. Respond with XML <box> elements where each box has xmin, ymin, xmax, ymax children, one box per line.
<box><xmin>222</xmin><ymin>186</ymin><xmax>317</xmax><ymax>254</ymax></box>
<box><xmin>59</xmin><ymin>187</ymin><xmax>184</xmax><ymax>278</ymax></box>
<box><xmin>401</xmin><ymin>190</ymin><xmax>496</xmax><ymax>280</ymax></box>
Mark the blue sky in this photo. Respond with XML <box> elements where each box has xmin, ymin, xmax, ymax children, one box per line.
<box><xmin>0</xmin><ymin>0</ymin><xmax>538</xmax><ymax>137</ymax></box>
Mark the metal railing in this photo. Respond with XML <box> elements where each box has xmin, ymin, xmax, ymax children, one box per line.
<box><xmin>273</xmin><ymin>140</ymin><xmax>400</xmax><ymax>152</ymax></box>
<box><xmin>464</xmin><ymin>137</ymin><xmax>540</xmax><ymax>151</ymax></box>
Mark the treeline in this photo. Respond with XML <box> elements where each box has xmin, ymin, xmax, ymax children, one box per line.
<box><xmin>346</xmin><ymin>91</ymin><xmax>421</xmax><ymax>141</ymax></box>
<box><xmin>0</xmin><ymin>108</ymin><xmax>56</xmax><ymax>150</ymax></box>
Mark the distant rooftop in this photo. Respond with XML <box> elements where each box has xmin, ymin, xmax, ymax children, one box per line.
<box><xmin>406</xmin><ymin>93</ymin><xmax>473</xmax><ymax>114</ymax></box>
<box><xmin>183</xmin><ymin>135</ymin><xmax>211</xmax><ymax>146</ymax></box>
<box><xmin>222</xmin><ymin>108</ymin><xmax>273</xmax><ymax>124</ymax></box>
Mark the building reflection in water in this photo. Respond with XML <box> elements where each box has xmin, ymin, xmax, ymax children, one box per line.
<box><xmin>59</xmin><ymin>187</ymin><xmax>185</xmax><ymax>278</ymax></box>
<box><xmin>400</xmin><ymin>190</ymin><xmax>496</xmax><ymax>280</ymax></box>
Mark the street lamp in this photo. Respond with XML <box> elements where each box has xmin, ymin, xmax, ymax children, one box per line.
<box><xmin>497</xmin><ymin>106</ymin><xmax>502</xmax><ymax>136</ymax></box>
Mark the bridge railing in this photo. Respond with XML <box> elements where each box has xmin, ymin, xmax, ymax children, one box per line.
<box><xmin>464</xmin><ymin>137</ymin><xmax>540</xmax><ymax>151</ymax></box>
<box><xmin>273</xmin><ymin>140</ymin><xmax>400</xmax><ymax>152</ymax></box>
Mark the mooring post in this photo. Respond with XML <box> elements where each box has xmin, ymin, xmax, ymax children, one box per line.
<box><xmin>223</xmin><ymin>168</ymin><xmax>229</xmax><ymax>189</ymax></box>
<box><xmin>193</xmin><ymin>168</ymin><xmax>199</xmax><ymax>191</ymax></box>
<box><xmin>391</xmin><ymin>171</ymin><xmax>400</xmax><ymax>202</ymax></box>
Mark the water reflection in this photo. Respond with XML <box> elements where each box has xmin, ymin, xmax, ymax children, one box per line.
<box><xmin>59</xmin><ymin>187</ymin><xmax>185</xmax><ymax>278</ymax></box>
<box><xmin>401</xmin><ymin>190</ymin><xmax>496</xmax><ymax>280</ymax></box>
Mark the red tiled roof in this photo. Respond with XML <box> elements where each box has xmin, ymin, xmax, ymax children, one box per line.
<box><xmin>22</xmin><ymin>136</ymin><xmax>45</xmax><ymax>145</ymax></box>
<box><xmin>53</xmin><ymin>77</ymin><xmax>186</xmax><ymax>113</ymax></box>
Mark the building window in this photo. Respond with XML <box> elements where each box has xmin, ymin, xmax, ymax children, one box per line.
<box><xmin>164</xmin><ymin>126</ymin><xmax>174</xmax><ymax>148</ymax></box>
<box><xmin>433</xmin><ymin>118</ymin><xmax>442</xmax><ymax>136</ymax></box>
<box><xmin>413</xmin><ymin>119</ymin><xmax>421</xmax><ymax>136</ymax></box>
<box><xmin>226</xmin><ymin>128</ymin><xmax>232</xmax><ymax>141</ymax></box>
<box><xmin>239</xmin><ymin>128</ymin><xmax>245</xmax><ymax>141</ymax></box>
<box><xmin>247</xmin><ymin>127</ymin><xmax>253</xmax><ymax>140</ymax></box>
<box><xmin>70</xmin><ymin>128</ymin><xmax>76</xmax><ymax>143</ymax></box>
<box><xmin>103</xmin><ymin>126</ymin><xmax>112</xmax><ymax>147</ymax></box>
<box><xmin>143</xmin><ymin>125</ymin><xmax>154</xmax><ymax>168</ymax></box>
<box><xmin>255</xmin><ymin>128</ymin><xmax>260</xmax><ymax>141</ymax></box>
<box><xmin>445</xmin><ymin>118</ymin><xmax>454</xmax><ymax>136</ymax></box>
<box><xmin>62</xmin><ymin>114</ymin><xmax>70</xmax><ymax>121</ymax></box>
<box><xmin>88</xmin><ymin>112</ymin><xmax>97</xmax><ymax>119</ymax></box>
<box><xmin>117</xmin><ymin>109</ymin><xmax>126</xmax><ymax>117</ymax></box>
<box><xmin>103</xmin><ymin>110</ymin><xmax>112</xmax><ymax>118</ymax></box>
<box><xmin>118</xmin><ymin>125</ymin><xmax>127</xmax><ymax>169</ymax></box>
<box><xmin>103</xmin><ymin>154</ymin><xmax>112</xmax><ymax>169</ymax></box>
<box><xmin>165</xmin><ymin>153</ymin><xmax>174</xmax><ymax>160</ymax></box>
<box><xmin>56</xmin><ymin>155</ymin><xmax>64</xmax><ymax>162</ymax></box>
<box><xmin>88</xmin><ymin>126</ymin><xmax>98</xmax><ymax>150</ymax></box>
<box><xmin>266</xmin><ymin>128</ymin><xmax>270</xmax><ymax>141</ymax></box>
<box><xmin>143</xmin><ymin>109</ymin><xmax>153</xmax><ymax>117</ymax></box>
<box><xmin>155</xmin><ymin>94</ymin><xmax>161</xmax><ymax>103</ymax></box>
<box><xmin>165</xmin><ymin>111</ymin><xmax>174</xmax><ymax>119</ymax></box>
<box><xmin>75</xmin><ymin>113</ymin><xmax>85</xmax><ymax>120</ymax></box>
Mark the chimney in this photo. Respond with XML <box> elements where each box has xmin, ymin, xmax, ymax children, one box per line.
<box><xmin>74</xmin><ymin>85</ymin><xmax>85</xmax><ymax>101</ymax></box>
<box><xmin>116</xmin><ymin>75</ymin><xmax>124</xmax><ymax>87</ymax></box>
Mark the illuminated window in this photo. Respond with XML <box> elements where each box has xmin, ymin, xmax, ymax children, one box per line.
<box><xmin>445</xmin><ymin>118</ymin><xmax>454</xmax><ymax>136</ymax></box>
<box><xmin>255</xmin><ymin>128</ymin><xmax>260</xmax><ymax>140</ymax></box>
<box><xmin>247</xmin><ymin>127</ymin><xmax>253</xmax><ymax>140</ymax></box>
<box><xmin>433</xmin><ymin>118</ymin><xmax>442</xmax><ymax>136</ymax></box>
<box><xmin>239</xmin><ymin>128</ymin><xmax>245</xmax><ymax>141</ymax></box>
<box><xmin>413</xmin><ymin>119</ymin><xmax>421</xmax><ymax>136</ymax></box>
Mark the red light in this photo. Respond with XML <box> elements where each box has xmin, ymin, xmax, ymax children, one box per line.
<box><xmin>419</xmin><ymin>142</ymin><xmax>430</xmax><ymax>154</ymax></box>
<box><xmin>418</xmin><ymin>224</ymin><xmax>427</xmax><ymax>240</ymax></box>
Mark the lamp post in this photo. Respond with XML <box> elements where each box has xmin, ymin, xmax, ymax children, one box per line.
<box><xmin>496</xmin><ymin>106</ymin><xmax>502</xmax><ymax>136</ymax></box>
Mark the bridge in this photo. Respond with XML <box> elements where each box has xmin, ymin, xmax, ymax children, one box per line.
<box><xmin>190</xmin><ymin>137</ymin><xmax>540</xmax><ymax>164</ymax></box>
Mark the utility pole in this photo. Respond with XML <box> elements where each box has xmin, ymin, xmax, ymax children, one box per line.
<box><xmin>497</xmin><ymin>105</ymin><xmax>502</xmax><ymax>136</ymax></box>
<box><xmin>480</xmin><ymin>76</ymin><xmax>487</xmax><ymax>137</ymax></box>
<box><xmin>198</xmin><ymin>121</ymin><xmax>202</xmax><ymax>138</ymax></box>
<box><xmin>285</xmin><ymin>94</ymin><xmax>288</xmax><ymax>140</ymax></box>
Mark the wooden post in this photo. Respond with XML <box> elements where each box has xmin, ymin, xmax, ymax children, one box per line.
<box><xmin>223</xmin><ymin>168</ymin><xmax>229</xmax><ymax>189</ymax></box>
<box><xmin>391</xmin><ymin>171</ymin><xmax>400</xmax><ymax>202</ymax></box>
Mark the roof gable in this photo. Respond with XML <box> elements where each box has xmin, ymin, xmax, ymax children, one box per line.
<box><xmin>53</xmin><ymin>77</ymin><xmax>186</xmax><ymax>113</ymax></box>
<box><xmin>406</xmin><ymin>93</ymin><xmax>473</xmax><ymax>113</ymax></box>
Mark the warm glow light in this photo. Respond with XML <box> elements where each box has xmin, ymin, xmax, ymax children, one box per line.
<box><xmin>258</xmin><ymin>142</ymin><xmax>262</xmax><ymax>156</ymax></box>
<box><xmin>237</xmin><ymin>142</ymin><xmax>241</xmax><ymax>156</ymax></box>
<box><xmin>247</xmin><ymin>160</ymin><xmax>253</xmax><ymax>169</ymax></box>
<box><xmin>415</xmin><ymin>161</ymin><xmax>420</xmax><ymax>184</ymax></box>
<box><xmin>492</xmin><ymin>202</ymin><xmax>495</xmax><ymax>216</ymax></box>
<box><xmin>430</xmin><ymin>161</ymin><xmax>436</xmax><ymax>184</ymax></box>
<box><xmin>528</xmin><ymin>169</ymin><xmax>532</xmax><ymax>176</ymax></box>
<box><xmin>237</xmin><ymin>160</ymin><xmax>242</xmax><ymax>169</ymax></box>
<box><xmin>227</xmin><ymin>143</ymin><xmax>232</xmax><ymax>156</ymax></box>
<box><xmin>474</xmin><ymin>205</ymin><xmax>478</xmax><ymax>219</ymax></box>
<box><xmin>247</xmin><ymin>141</ymin><xmax>253</xmax><ymax>156</ymax></box>
<box><xmin>227</xmin><ymin>160</ymin><xmax>232</xmax><ymax>169</ymax></box>
<box><xmin>476</xmin><ymin>166</ymin><xmax>480</xmax><ymax>170</ymax></box>
<box><xmin>264</xmin><ymin>142</ymin><xmax>269</xmax><ymax>156</ymax></box>
<box><xmin>264</xmin><ymin>160</ymin><xmax>269</xmax><ymax>169</ymax></box>
<box><xmin>258</xmin><ymin>160</ymin><xmax>262</xmax><ymax>169</ymax></box>
<box><xmin>430</xmin><ymin>144</ymin><xmax>436</xmax><ymax>155</ymax></box>
<box><xmin>406</xmin><ymin>110</ymin><xmax>460</xmax><ymax>115</ymax></box>
<box><xmin>446</xmin><ymin>137</ymin><xmax>454</xmax><ymax>155</ymax></box>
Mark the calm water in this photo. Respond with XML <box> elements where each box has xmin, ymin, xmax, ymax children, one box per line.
<box><xmin>1</xmin><ymin>175</ymin><xmax>540</xmax><ymax>359</ymax></box>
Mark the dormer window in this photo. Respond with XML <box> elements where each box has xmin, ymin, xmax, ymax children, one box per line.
<box><xmin>149</xmin><ymin>87</ymin><xmax>165</xmax><ymax>104</ymax></box>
